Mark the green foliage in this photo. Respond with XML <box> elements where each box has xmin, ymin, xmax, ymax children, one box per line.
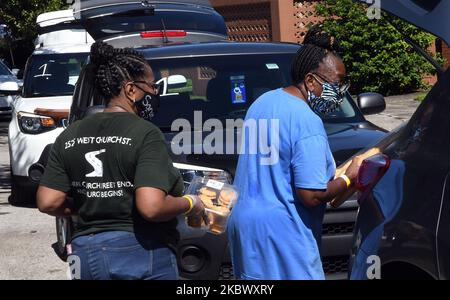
<box><xmin>0</xmin><ymin>0</ymin><xmax>68</xmax><ymax>67</ymax></box>
<box><xmin>414</xmin><ymin>90</ymin><xmax>430</xmax><ymax>102</ymax></box>
<box><xmin>315</xmin><ymin>0</ymin><xmax>443</xmax><ymax>96</ymax></box>
<box><xmin>0</xmin><ymin>0</ymin><xmax>68</xmax><ymax>41</ymax></box>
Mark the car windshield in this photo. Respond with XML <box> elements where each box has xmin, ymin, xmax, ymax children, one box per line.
<box><xmin>0</xmin><ymin>61</ymin><xmax>12</xmax><ymax>76</ymax></box>
<box><xmin>84</xmin><ymin>9</ymin><xmax>227</xmax><ymax>40</ymax></box>
<box><xmin>23</xmin><ymin>53</ymin><xmax>88</xmax><ymax>98</ymax></box>
<box><xmin>149</xmin><ymin>53</ymin><xmax>361</xmax><ymax>131</ymax></box>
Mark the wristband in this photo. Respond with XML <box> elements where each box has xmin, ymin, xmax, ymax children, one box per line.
<box><xmin>183</xmin><ymin>195</ymin><xmax>195</xmax><ymax>216</ymax></box>
<box><xmin>339</xmin><ymin>174</ymin><xmax>352</xmax><ymax>188</ymax></box>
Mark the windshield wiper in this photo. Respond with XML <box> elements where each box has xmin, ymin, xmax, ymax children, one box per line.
<box><xmin>160</xmin><ymin>18</ymin><xmax>169</xmax><ymax>44</ymax></box>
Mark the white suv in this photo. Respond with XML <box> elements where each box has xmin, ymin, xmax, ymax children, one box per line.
<box><xmin>7</xmin><ymin>10</ymin><xmax>93</xmax><ymax>206</ymax></box>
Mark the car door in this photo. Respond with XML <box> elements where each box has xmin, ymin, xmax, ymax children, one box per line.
<box><xmin>350</xmin><ymin>65</ymin><xmax>450</xmax><ymax>279</ymax></box>
<box><xmin>437</xmin><ymin>172</ymin><xmax>450</xmax><ymax>279</ymax></box>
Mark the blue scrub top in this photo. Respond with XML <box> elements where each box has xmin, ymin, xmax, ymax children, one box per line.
<box><xmin>228</xmin><ymin>88</ymin><xmax>336</xmax><ymax>280</ymax></box>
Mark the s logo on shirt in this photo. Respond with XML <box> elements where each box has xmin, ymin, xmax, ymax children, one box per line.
<box><xmin>85</xmin><ymin>149</ymin><xmax>106</xmax><ymax>177</ymax></box>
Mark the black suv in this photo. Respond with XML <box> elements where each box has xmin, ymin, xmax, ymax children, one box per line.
<box><xmin>349</xmin><ymin>0</ymin><xmax>450</xmax><ymax>280</ymax></box>
<box><xmin>29</xmin><ymin>41</ymin><xmax>389</xmax><ymax>280</ymax></box>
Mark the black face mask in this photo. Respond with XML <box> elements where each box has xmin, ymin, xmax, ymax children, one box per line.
<box><xmin>133</xmin><ymin>88</ymin><xmax>160</xmax><ymax>121</ymax></box>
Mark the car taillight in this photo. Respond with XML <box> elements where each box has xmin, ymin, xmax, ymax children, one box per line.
<box><xmin>356</xmin><ymin>154</ymin><xmax>391</xmax><ymax>192</ymax></box>
<box><xmin>140</xmin><ymin>30</ymin><xmax>187</xmax><ymax>39</ymax></box>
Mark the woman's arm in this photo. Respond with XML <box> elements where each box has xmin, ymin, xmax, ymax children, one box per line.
<box><xmin>296</xmin><ymin>155</ymin><xmax>363</xmax><ymax>208</ymax></box>
<box><xmin>135</xmin><ymin>187</ymin><xmax>203</xmax><ymax>222</ymax></box>
<box><xmin>36</xmin><ymin>186</ymin><xmax>73</xmax><ymax>217</ymax></box>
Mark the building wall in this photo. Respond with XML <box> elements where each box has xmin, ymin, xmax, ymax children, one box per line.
<box><xmin>210</xmin><ymin>0</ymin><xmax>323</xmax><ymax>44</ymax></box>
<box><xmin>441</xmin><ymin>43</ymin><xmax>450</xmax><ymax>70</ymax></box>
<box><xmin>211</xmin><ymin>0</ymin><xmax>442</xmax><ymax>85</ymax></box>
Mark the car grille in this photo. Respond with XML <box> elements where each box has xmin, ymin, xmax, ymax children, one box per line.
<box><xmin>322</xmin><ymin>256</ymin><xmax>349</xmax><ymax>275</ymax></box>
<box><xmin>322</xmin><ymin>222</ymin><xmax>355</xmax><ymax>235</ymax></box>
<box><xmin>219</xmin><ymin>263</ymin><xmax>235</xmax><ymax>280</ymax></box>
<box><xmin>0</xmin><ymin>107</ymin><xmax>11</xmax><ymax>111</ymax></box>
<box><xmin>219</xmin><ymin>258</ymin><xmax>349</xmax><ymax>279</ymax></box>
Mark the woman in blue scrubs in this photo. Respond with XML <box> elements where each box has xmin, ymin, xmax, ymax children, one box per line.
<box><xmin>228</xmin><ymin>27</ymin><xmax>363</xmax><ymax>280</ymax></box>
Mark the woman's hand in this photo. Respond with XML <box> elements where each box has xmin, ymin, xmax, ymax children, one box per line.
<box><xmin>344</xmin><ymin>155</ymin><xmax>365</xmax><ymax>182</ymax></box>
<box><xmin>185</xmin><ymin>195</ymin><xmax>207</xmax><ymax>228</ymax></box>
<box><xmin>185</xmin><ymin>195</ymin><xmax>205</xmax><ymax>217</ymax></box>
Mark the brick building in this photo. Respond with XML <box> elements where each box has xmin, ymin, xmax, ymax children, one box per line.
<box><xmin>210</xmin><ymin>0</ymin><xmax>450</xmax><ymax>74</ymax></box>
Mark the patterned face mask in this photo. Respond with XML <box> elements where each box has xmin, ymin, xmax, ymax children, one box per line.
<box><xmin>134</xmin><ymin>91</ymin><xmax>160</xmax><ymax>121</ymax></box>
<box><xmin>132</xmin><ymin>81</ymin><xmax>162</xmax><ymax>121</ymax></box>
<box><xmin>306</xmin><ymin>74</ymin><xmax>347</xmax><ymax>116</ymax></box>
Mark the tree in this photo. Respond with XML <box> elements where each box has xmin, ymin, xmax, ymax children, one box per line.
<box><xmin>315</xmin><ymin>0</ymin><xmax>442</xmax><ymax>96</ymax></box>
<box><xmin>0</xmin><ymin>0</ymin><xmax>68</xmax><ymax>68</ymax></box>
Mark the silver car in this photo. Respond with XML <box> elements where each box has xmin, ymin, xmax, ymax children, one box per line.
<box><xmin>0</xmin><ymin>60</ymin><xmax>21</xmax><ymax>117</ymax></box>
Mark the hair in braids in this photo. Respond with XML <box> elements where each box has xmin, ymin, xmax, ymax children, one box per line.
<box><xmin>291</xmin><ymin>25</ymin><xmax>341</xmax><ymax>85</ymax></box>
<box><xmin>90</xmin><ymin>42</ymin><xmax>148</xmax><ymax>101</ymax></box>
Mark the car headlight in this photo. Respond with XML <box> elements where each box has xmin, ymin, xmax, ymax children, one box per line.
<box><xmin>173</xmin><ymin>163</ymin><xmax>233</xmax><ymax>189</ymax></box>
<box><xmin>18</xmin><ymin>112</ymin><xmax>57</xmax><ymax>135</ymax></box>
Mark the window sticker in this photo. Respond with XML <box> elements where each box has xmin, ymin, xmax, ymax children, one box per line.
<box><xmin>230</xmin><ymin>75</ymin><xmax>247</xmax><ymax>104</ymax></box>
<box><xmin>266</xmin><ymin>63</ymin><xmax>279</xmax><ymax>70</ymax></box>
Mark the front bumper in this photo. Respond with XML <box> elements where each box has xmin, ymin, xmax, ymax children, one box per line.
<box><xmin>9</xmin><ymin>121</ymin><xmax>64</xmax><ymax>178</ymax></box>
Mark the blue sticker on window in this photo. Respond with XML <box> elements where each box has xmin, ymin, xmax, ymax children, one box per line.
<box><xmin>230</xmin><ymin>75</ymin><xmax>247</xmax><ymax>104</ymax></box>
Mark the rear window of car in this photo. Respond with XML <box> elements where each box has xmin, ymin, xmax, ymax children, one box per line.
<box><xmin>23</xmin><ymin>53</ymin><xmax>88</xmax><ymax>98</ymax></box>
<box><xmin>83</xmin><ymin>9</ymin><xmax>227</xmax><ymax>40</ymax></box>
<box><xmin>411</xmin><ymin>0</ymin><xmax>441</xmax><ymax>11</ymax></box>
<box><xmin>149</xmin><ymin>53</ymin><xmax>360</xmax><ymax>131</ymax></box>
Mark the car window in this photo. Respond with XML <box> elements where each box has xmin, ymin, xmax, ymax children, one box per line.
<box><xmin>393</xmin><ymin>67</ymin><xmax>450</xmax><ymax>163</ymax></box>
<box><xmin>148</xmin><ymin>53</ymin><xmax>360</xmax><ymax>131</ymax></box>
<box><xmin>23</xmin><ymin>53</ymin><xmax>88</xmax><ymax>98</ymax></box>
<box><xmin>83</xmin><ymin>9</ymin><xmax>227</xmax><ymax>40</ymax></box>
<box><xmin>0</xmin><ymin>61</ymin><xmax>12</xmax><ymax>76</ymax></box>
<box><xmin>411</xmin><ymin>0</ymin><xmax>441</xmax><ymax>11</ymax></box>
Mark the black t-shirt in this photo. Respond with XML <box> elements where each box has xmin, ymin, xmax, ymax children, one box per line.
<box><xmin>40</xmin><ymin>112</ymin><xmax>184</xmax><ymax>247</ymax></box>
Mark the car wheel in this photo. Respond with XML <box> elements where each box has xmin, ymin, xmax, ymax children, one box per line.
<box><xmin>8</xmin><ymin>176</ymin><xmax>36</xmax><ymax>207</ymax></box>
<box><xmin>55</xmin><ymin>217</ymin><xmax>72</xmax><ymax>261</ymax></box>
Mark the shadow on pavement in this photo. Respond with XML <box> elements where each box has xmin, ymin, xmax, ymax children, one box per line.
<box><xmin>0</xmin><ymin>163</ymin><xmax>11</xmax><ymax>192</ymax></box>
<box><xmin>0</xmin><ymin>119</ymin><xmax>9</xmax><ymax>146</ymax></box>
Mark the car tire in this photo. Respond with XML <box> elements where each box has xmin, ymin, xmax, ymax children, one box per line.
<box><xmin>8</xmin><ymin>176</ymin><xmax>36</xmax><ymax>207</ymax></box>
<box><xmin>55</xmin><ymin>217</ymin><xmax>73</xmax><ymax>261</ymax></box>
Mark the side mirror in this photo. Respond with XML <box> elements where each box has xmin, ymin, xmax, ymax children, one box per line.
<box><xmin>11</xmin><ymin>68</ymin><xmax>19</xmax><ymax>77</ymax></box>
<box><xmin>167</xmin><ymin>75</ymin><xmax>188</xmax><ymax>88</ymax></box>
<box><xmin>358</xmin><ymin>92</ymin><xmax>386</xmax><ymax>115</ymax></box>
<box><xmin>0</xmin><ymin>81</ymin><xmax>21</xmax><ymax>96</ymax></box>
<box><xmin>157</xmin><ymin>75</ymin><xmax>188</xmax><ymax>96</ymax></box>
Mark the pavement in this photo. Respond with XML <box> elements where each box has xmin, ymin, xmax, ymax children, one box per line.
<box><xmin>0</xmin><ymin>93</ymin><xmax>422</xmax><ymax>280</ymax></box>
<box><xmin>364</xmin><ymin>93</ymin><xmax>421</xmax><ymax>132</ymax></box>
<box><xmin>0</xmin><ymin>116</ymin><xmax>68</xmax><ymax>280</ymax></box>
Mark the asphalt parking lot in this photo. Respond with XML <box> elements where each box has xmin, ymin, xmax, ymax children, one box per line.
<box><xmin>0</xmin><ymin>116</ymin><xmax>68</xmax><ymax>280</ymax></box>
<box><xmin>0</xmin><ymin>93</ymin><xmax>421</xmax><ymax>280</ymax></box>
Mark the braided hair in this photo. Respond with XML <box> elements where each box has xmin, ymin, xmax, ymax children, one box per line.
<box><xmin>90</xmin><ymin>42</ymin><xmax>148</xmax><ymax>101</ymax></box>
<box><xmin>291</xmin><ymin>25</ymin><xmax>342</xmax><ymax>85</ymax></box>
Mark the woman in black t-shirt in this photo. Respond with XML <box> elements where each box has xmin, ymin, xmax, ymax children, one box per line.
<box><xmin>37</xmin><ymin>42</ymin><xmax>205</xmax><ymax>280</ymax></box>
